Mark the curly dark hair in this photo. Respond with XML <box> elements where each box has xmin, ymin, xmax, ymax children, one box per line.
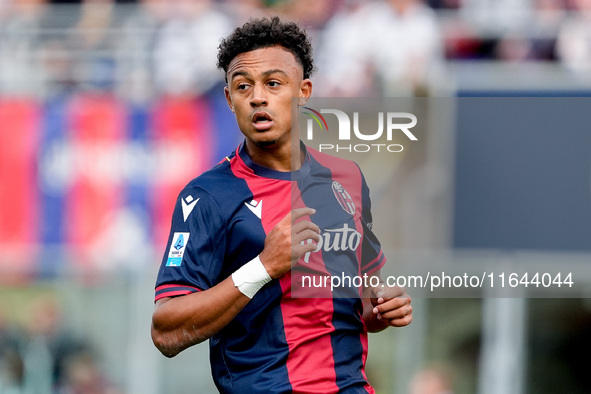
<box><xmin>217</xmin><ymin>16</ymin><xmax>315</xmax><ymax>81</ymax></box>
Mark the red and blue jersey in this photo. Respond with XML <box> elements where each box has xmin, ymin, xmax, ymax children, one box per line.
<box><xmin>155</xmin><ymin>142</ymin><xmax>386</xmax><ymax>393</ymax></box>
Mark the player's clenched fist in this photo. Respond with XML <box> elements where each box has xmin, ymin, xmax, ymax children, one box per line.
<box><xmin>259</xmin><ymin>207</ymin><xmax>320</xmax><ymax>279</ymax></box>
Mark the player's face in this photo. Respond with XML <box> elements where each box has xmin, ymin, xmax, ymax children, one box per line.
<box><xmin>224</xmin><ymin>46</ymin><xmax>312</xmax><ymax>150</ymax></box>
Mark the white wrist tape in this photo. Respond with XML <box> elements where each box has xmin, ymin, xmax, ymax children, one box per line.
<box><xmin>231</xmin><ymin>255</ymin><xmax>272</xmax><ymax>298</ymax></box>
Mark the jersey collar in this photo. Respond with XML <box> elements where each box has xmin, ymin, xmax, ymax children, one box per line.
<box><xmin>238</xmin><ymin>141</ymin><xmax>311</xmax><ymax>181</ymax></box>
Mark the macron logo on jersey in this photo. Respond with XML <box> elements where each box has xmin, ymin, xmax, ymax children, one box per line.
<box><xmin>245</xmin><ymin>199</ymin><xmax>262</xmax><ymax>219</ymax></box>
<box><xmin>182</xmin><ymin>195</ymin><xmax>199</xmax><ymax>222</ymax></box>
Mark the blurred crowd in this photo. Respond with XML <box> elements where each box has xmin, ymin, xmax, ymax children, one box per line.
<box><xmin>0</xmin><ymin>0</ymin><xmax>591</xmax><ymax>99</ymax></box>
<box><xmin>0</xmin><ymin>297</ymin><xmax>120</xmax><ymax>394</ymax></box>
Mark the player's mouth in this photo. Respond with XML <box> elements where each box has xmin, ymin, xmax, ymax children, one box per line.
<box><xmin>252</xmin><ymin>111</ymin><xmax>274</xmax><ymax>131</ymax></box>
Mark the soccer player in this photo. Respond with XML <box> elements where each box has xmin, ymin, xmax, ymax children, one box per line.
<box><xmin>151</xmin><ymin>16</ymin><xmax>412</xmax><ymax>394</ymax></box>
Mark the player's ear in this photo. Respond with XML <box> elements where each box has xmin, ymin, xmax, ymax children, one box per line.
<box><xmin>298</xmin><ymin>79</ymin><xmax>312</xmax><ymax>106</ymax></box>
<box><xmin>224</xmin><ymin>85</ymin><xmax>235</xmax><ymax>113</ymax></box>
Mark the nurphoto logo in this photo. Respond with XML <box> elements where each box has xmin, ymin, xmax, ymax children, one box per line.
<box><xmin>303</xmin><ymin>106</ymin><xmax>418</xmax><ymax>153</ymax></box>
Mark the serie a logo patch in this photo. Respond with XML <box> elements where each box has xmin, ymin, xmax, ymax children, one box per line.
<box><xmin>166</xmin><ymin>232</ymin><xmax>190</xmax><ymax>266</ymax></box>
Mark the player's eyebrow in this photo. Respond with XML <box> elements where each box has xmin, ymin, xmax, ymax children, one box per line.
<box><xmin>230</xmin><ymin>69</ymin><xmax>289</xmax><ymax>82</ymax></box>
<box><xmin>262</xmin><ymin>69</ymin><xmax>288</xmax><ymax>78</ymax></box>
<box><xmin>229</xmin><ymin>70</ymin><xmax>251</xmax><ymax>81</ymax></box>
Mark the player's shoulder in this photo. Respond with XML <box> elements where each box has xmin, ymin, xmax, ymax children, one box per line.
<box><xmin>306</xmin><ymin>145</ymin><xmax>371</xmax><ymax>193</ymax></box>
<box><xmin>181</xmin><ymin>153</ymin><xmax>238</xmax><ymax>199</ymax></box>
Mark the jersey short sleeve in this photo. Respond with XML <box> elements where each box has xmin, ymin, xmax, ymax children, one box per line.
<box><xmin>155</xmin><ymin>186</ymin><xmax>226</xmax><ymax>301</ymax></box>
<box><xmin>359</xmin><ymin>171</ymin><xmax>386</xmax><ymax>276</ymax></box>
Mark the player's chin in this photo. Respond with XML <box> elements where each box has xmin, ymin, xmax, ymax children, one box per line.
<box><xmin>250</xmin><ymin>131</ymin><xmax>280</xmax><ymax>147</ymax></box>
<box><xmin>254</xmin><ymin>138</ymin><xmax>278</xmax><ymax>148</ymax></box>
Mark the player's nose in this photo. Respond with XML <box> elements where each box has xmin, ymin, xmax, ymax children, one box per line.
<box><xmin>250</xmin><ymin>84</ymin><xmax>268</xmax><ymax>107</ymax></box>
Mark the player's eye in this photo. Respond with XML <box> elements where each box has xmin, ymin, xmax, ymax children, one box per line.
<box><xmin>268</xmin><ymin>81</ymin><xmax>280</xmax><ymax>87</ymax></box>
<box><xmin>237</xmin><ymin>83</ymin><xmax>249</xmax><ymax>90</ymax></box>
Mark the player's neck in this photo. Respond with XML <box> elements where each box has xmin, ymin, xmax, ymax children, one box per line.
<box><xmin>244</xmin><ymin>139</ymin><xmax>303</xmax><ymax>172</ymax></box>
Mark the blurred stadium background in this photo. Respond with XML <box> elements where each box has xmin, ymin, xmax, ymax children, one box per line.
<box><xmin>1</xmin><ymin>0</ymin><xmax>591</xmax><ymax>393</ymax></box>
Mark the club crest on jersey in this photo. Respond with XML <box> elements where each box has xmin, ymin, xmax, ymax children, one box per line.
<box><xmin>166</xmin><ymin>232</ymin><xmax>190</xmax><ymax>267</ymax></box>
<box><xmin>332</xmin><ymin>181</ymin><xmax>355</xmax><ymax>215</ymax></box>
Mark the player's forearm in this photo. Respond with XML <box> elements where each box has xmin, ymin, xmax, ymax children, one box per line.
<box><xmin>151</xmin><ymin>277</ymin><xmax>250</xmax><ymax>357</ymax></box>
